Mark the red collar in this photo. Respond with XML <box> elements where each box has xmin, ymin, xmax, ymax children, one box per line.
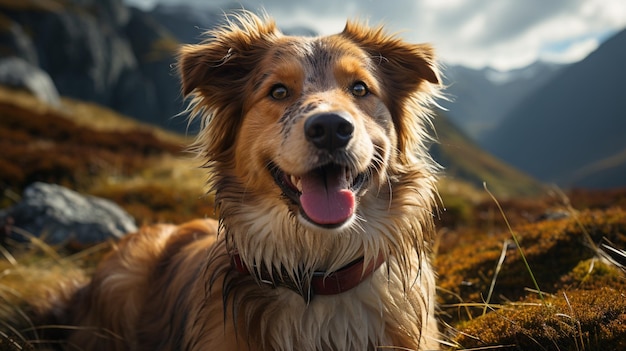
<box><xmin>231</xmin><ymin>252</ymin><xmax>385</xmax><ymax>300</ymax></box>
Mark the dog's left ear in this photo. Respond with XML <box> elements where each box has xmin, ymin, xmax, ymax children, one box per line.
<box><xmin>341</xmin><ymin>21</ymin><xmax>439</xmax><ymax>93</ymax></box>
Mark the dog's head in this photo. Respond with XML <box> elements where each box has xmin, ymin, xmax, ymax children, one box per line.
<box><xmin>179</xmin><ymin>12</ymin><xmax>440</xmax><ymax>270</ymax></box>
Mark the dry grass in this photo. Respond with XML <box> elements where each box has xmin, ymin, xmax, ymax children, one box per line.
<box><xmin>0</xmin><ymin>86</ymin><xmax>191</xmax><ymax>145</ymax></box>
<box><xmin>0</xmin><ymin>237</ymin><xmax>109</xmax><ymax>351</ymax></box>
<box><xmin>0</xmin><ymin>86</ymin><xmax>210</xmax><ymax>222</ymax></box>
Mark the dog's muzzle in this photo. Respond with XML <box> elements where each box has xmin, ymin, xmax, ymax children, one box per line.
<box><xmin>270</xmin><ymin>111</ymin><xmax>370</xmax><ymax>228</ymax></box>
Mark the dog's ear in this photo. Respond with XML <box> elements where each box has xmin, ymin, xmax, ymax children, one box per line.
<box><xmin>341</xmin><ymin>21</ymin><xmax>439</xmax><ymax>96</ymax></box>
<box><xmin>177</xmin><ymin>13</ymin><xmax>279</xmax><ymax>159</ymax></box>
<box><xmin>178</xmin><ymin>13</ymin><xmax>279</xmax><ymax>99</ymax></box>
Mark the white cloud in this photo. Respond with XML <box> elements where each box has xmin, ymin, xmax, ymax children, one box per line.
<box><xmin>124</xmin><ymin>0</ymin><xmax>626</xmax><ymax>70</ymax></box>
<box><xmin>541</xmin><ymin>37</ymin><xmax>600</xmax><ymax>64</ymax></box>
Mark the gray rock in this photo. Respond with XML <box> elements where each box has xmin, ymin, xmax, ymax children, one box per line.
<box><xmin>1</xmin><ymin>182</ymin><xmax>136</xmax><ymax>247</ymax></box>
<box><xmin>0</xmin><ymin>57</ymin><xmax>61</xmax><ymax>106</ymax></box>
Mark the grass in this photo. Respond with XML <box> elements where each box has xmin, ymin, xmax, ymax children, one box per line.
<box><xmin>0</xmin><ymin>237</ymin><xmax>104</xmax><ymax>351</ymax></box>
<box><xmin>0</xmin><ymin>86</ymin><xmax>209</xmax><ymax>221</ymax></box>
<box><xmin>483</xmin><ymin>182</ymin><xmax>546</xmax><ymax>306</ymax></box>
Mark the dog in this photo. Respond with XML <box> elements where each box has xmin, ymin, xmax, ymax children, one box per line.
<box><xmin>42</xmin><ymin>12</ymin><xmax>442</xmax><ymax>351</ymax></box>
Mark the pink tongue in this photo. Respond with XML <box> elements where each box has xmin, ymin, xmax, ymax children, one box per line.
<box><xmin>299</xmin><ymin>167</ymin><xmax>355</xmax><ymax>225</ymax></box>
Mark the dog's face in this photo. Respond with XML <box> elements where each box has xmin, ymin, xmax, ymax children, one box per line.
<box><xmin>179</xmin><ymin>14</ymin><xmax>439</xmax><ymax>268</ymax></box>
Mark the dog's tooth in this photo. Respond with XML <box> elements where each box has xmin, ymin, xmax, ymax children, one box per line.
<box><xmin>290</xmin><ymin>175</ymin><xmax>303</xmax><ymax>192</ymax></box>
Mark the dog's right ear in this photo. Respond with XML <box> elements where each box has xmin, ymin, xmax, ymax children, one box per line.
<box><xmin>178</xmin><ymin>13</ymin><xmax>279</xmax><ymax>158</ymax></box>
<box><xmin>178</xmin><ymin>13</ymin><xmax>279</xmax><ymax>99</ymax></box>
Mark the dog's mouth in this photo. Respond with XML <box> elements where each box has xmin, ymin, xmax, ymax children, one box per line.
<box><xmin>269</xmin><ymin>163</ymin><xmax>367</xmax><ymax>228</ymax></box>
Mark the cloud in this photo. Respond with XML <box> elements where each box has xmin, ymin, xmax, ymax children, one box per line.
<box><xmin>540</xmin><ymin>37</ymin><xmax>600</xmax><ymax>64</ymax></box>
<box><xmin>125</xmin><ymin>0</ymin><xmax>626</xmax><ymax>70</ymax></box>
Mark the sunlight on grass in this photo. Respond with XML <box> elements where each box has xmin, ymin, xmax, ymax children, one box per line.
<box><xmin>483</xmin><ymin>182</ymin><xmax>546</xmax><ymax>305</ymax></box>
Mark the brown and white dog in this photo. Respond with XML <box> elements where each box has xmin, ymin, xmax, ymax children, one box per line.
<box><xmin>46</xmin><ymin>12</ymin><xmax>442</xmax><ymax>351</ymax></box>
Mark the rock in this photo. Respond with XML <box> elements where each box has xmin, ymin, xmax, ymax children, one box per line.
<box><xmin>0</xmin><ymin>182</ymin><xmax>136</xmax><ymax>247</ymax></box>
<box><xmin>0</xmin><ymin>0</ymin><xmax>149</xmax><ymax>123</ymax></box>
<box><xmin>0</xmin><ymin>57</ymin><xmax>61</xmax><ymax>106</ymax></box>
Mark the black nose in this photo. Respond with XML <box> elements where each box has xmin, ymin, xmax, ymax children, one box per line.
<box><xmin>304</xmin><ymin>112</ymin><xmax>354</xmax><ymax>151</ymax></box>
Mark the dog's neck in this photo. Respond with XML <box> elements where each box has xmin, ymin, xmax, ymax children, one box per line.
<box><xmin>231</xmin><ymin>251</ymin><xmax>385</xmax><ymax>302</ymax></box>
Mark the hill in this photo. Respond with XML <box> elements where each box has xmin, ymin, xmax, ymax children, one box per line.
<box><xmin>0</xmin><ymin>83</ymin><xmax>543</xmax><ymax>211</ymax></box>
<box><xmin>431</xmin><ymin>113</ymin><xmax>544</xmax><ymax>197</ymax></box>
<box><xmin>483</xmin><ymin>28</ymin><xmax>626</xmax><ymax>188</ymax></box>
<box><xmin>0</xmin><ymin>86</ymin><xmax>211</xmax><ymax>224</ymax></box>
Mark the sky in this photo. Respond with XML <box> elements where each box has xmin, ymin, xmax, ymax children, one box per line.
<box><xmin>124</xmin><ymin>0</ymin><xmax>626</xmax><ymax>71</ymax></box>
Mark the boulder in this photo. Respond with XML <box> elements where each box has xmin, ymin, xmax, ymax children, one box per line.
<box><xmin>0</xmin><ymin>57</ymin><xmax>61</xmax><ymax>106</ymax></box>
<box><xmin>0</xmin><ymin>182</ymin><xmax>136</xmax><ymax>247</ymax></box>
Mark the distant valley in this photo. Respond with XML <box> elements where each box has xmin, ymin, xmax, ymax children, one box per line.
<box><xmin>482</xmin><ymin>28</ymin><xmax>626</xmax><ymax>189</ymax></box>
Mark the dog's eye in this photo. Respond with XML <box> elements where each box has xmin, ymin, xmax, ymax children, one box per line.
<box><xmin>270</xmin><ymin>84</ymin><xmax>289</xmax><ymax>100</ymax></box>
<box><xmin>351</xmin><ymin>82</ymin><xmax>369</xmax><ymax>97</ymax></box>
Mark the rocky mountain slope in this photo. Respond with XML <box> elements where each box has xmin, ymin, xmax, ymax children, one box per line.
<box><xmin>1</xmin><ymin>85</ymin><xmax>625</xmax><ymax>350</ymax></box>
<box><xmin>0</xmin><ymin>0</ymin><xmax>187</xmax><ymax>131</ymax></box>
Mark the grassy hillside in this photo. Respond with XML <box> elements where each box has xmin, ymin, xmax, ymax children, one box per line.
<box><xmin>431</xmin><ymin>112</ymin><xmax>545</xmax><ymax>198</ymax></box>
<box><xmin>0</xmin><ymin>86</ymin><xmax>212</xmax><ymax>224</ymax></box>
<box><xmin>0</xmin><ymin>87</ymin><xmax>624</xmax><ymax>350</ymax></box>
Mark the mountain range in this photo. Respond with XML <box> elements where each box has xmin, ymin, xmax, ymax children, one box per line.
<box><xmin>482</xmin><ymin>28</ymin><xmax>626</xmax><ymax>189</ymax></box>
<box><xmin>441</xmin><ymin>61</ymin><xmax>566</xmax><ymax>140</ymax></box>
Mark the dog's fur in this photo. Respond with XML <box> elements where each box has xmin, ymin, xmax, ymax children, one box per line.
<box><xmin>43</xmin><ymin>12</ymin><xmax>442</xmax><ymax>351</ymax></box>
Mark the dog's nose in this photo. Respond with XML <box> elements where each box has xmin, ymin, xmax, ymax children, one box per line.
<box><xmin>304</xmin><ymin>112</ymin><xmax>354</xmax><ymax>151</ymax></box>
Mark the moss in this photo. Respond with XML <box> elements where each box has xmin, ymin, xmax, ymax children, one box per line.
<box><xmin>453</xmin><ymin>287</ymin><xmax>626</xmax><ymax>351</ymax></box>
<box><xmin>558</xmin><ymin>259</ymin><xmax>626</xmax><ymax>291</ymax></box>
<box><xmin>437</xmin><ymin>208</ymin><xmax>626</xmax><ymax>321</ymax></box>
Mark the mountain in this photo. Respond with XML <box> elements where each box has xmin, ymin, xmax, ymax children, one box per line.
<box><xmin>0</xmin><ymin>1</ymin><xmax>318</xmax><ymax>134</ymax></box>
<box><xmin>147</xmin><ymin>4</ymin><xmax>224</xmax><ymax>43</ymax></box>
<box><xmin>441</xmin><ymin>61</ymin><xmax>566</xmax><ymax>140</ymax></box>
<box><xmin>482</xmin><ymin>28</ymin><xmax>626</xmax><ymax>189</ymax></box>
<box><xmin>430</xmin><ymin>113</ymin><xmax>543</xmax><ymax>197</ymax></box>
